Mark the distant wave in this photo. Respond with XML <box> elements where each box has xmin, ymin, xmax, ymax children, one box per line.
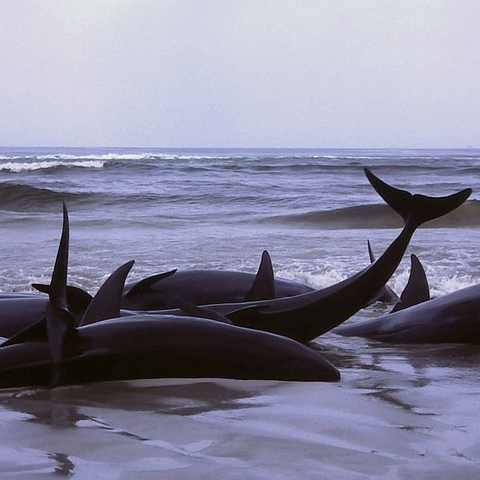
<box><xmin>0</xmin><ymin>153</ymin><xmax>247</xmax><ymax>162</ymax></box>
<box><xmin>1</xmin><ymin>152</ymin><xmax>477</xmax><ymax>164</ymax></box>
<box><xmin>0</xmin><ymin>160</ymin><xmax>105</xmax><ymax>172</ymax></box>
<box><xmin>265</xmin><ymin>200</ymin><xmax>480</xmax><ymax>229</ymax></box>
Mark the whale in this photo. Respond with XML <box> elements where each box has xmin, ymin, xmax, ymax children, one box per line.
<box><xmin>142</xmin><ymin>169</ymin><xmax>471</xmax><ymax>343</ymax></box>
<box><xmin>0</xmin><ymin>204</ymin><xmax>340</xmax><ymax>388</ymax></box>
<box><xmin>332</xmin><ymin>280</ymin><xmax>480</xmax><ymax>344</ymax></box>
<box><xmin>120</xmin><ymin>250</ymin><xmax>314</xmax><ymax>311</ymax></box>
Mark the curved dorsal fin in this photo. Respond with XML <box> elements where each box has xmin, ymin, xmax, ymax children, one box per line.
<box><xmin>390</xmin><ymin>254</ymin><xmax>430</xmax><ymax>313</ymax></box>
<box><xmin>244</xmin><ymin>250</ymin><xmax>275</xmax><ymax>302</ymax></box>
<box><xmin>81</xmin><ymin>261</ymin><xmax>135</xmax><ymax>326</ymax></box>
<box><xmin>125</xmin><ymin>269</ymin><xmax>177</xmax><ymax>299</ymax></box>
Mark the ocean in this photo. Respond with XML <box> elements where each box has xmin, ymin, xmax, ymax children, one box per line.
<box><xmin>0</xmin><ymin>147</ymin><xmax>479</xmax><ymax>478</ymax></box>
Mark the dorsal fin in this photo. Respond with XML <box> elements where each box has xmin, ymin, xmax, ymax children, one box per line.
<box><xmin>32</xmin><ymin>284</ymin><xmax>93</xmax><ymax>312</ymax></box>
<box><xmin>177</xmin><ymin>299</ymin><xmax>233</xmax><ymax>324</ymax></box>
<box><xmin>81</xmin><ymin>261</ymin><xmax>135</xmax><ymax>326</ymax></box>
<box><xmin>390</xmin><ymin>254</ymin><xmax>430</xmax><ymax>313</ymax></box>
<box><xmin>244</xmin><ymin>250</ymin><xmax>275</xmax><ymax>302</ymax></box>
<box><xmin>125</xmin><ymin>269</ymin><xmax>177</xmax><ymax>298</ymax></box>
<box><xmin>367</xmin><ymin>240</ymin><xmax>376</xmax><ymax>263</ymax></box>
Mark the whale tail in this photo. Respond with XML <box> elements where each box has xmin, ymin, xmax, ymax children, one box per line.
<box><xmin>365</xmin><ymin>168</ymin><xmax>471</xmax><ymax>229</ymax></box>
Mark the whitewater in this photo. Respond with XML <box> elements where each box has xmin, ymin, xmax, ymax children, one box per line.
<box><xmin>0</xmin><ymin>147</ymin><xmax>479</xmax><ymax>478</ymax></box>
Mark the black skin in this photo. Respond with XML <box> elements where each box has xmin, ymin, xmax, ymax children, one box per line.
<box><xmin>122</xmin><ymin>270</ymin><xmax>314</xmax><ymax>311</ymax></box>
<box><xmin>332</xmin><ymin>283</ymin><xmax>480</xmax><ymax>344</ymax></box>
<box><xmin>0</xmin><ymin>315</ymin><xmax>340</xmax><ymax>389</ymax></box>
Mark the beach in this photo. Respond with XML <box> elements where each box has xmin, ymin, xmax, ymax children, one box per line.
<box><xmin>0</xmin><ymin>148</ymin><xmax>479</xmax><ymax>478</ymax></box>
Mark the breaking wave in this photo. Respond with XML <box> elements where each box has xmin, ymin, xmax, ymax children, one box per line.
<box><xmin>266</xmin><ymin>200</ymin><xmax>480</xmax><ymax>229</ymax></box>
<box><xmin>0</xmin><ymin>160</ymin><xmax>105</xmax><ymax>172</ymax></box>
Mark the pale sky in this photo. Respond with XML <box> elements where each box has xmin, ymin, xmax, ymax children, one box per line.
<box><xmin>0</xmin><ymin>0</ymin><xmax>479</xmax><ymax>148</ymax></box>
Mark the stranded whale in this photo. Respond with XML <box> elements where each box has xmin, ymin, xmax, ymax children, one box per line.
<box><xmin>332</xmin><ymin>280</ymin><xmax>479</xmax><ymax>344</ymax></box>
<box><xmin>120</xmin><ymin>250</ymin><xmax>314</xmax><ymax>311</ymax></box>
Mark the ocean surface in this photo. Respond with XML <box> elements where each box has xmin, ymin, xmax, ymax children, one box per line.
<box><xmin>0</xmin><ymin>147</ymin><xmax>479</xmax><ymax>478</ymax></box>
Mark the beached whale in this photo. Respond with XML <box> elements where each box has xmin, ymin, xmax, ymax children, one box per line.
<box><xmin>0</xmin><ymin>207</ymin><xmax>339</xmax><ymax>388</ymax></box>
<box><xmin>120</xmin><ymin>250</ymin><xmax>314</xmax><ymax>310</ymax></box>
<box><xmin>332</xmin><ymin>279</ymin><xmax>479</xmax><ymax>343</ymax></box>
<box><xmin>138</xmin><ymin>169</ymin><xmax>470</xmax><ymax>343</ymax></box>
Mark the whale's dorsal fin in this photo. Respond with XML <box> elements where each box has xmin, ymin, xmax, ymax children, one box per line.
<box><xmin>81</xmin><ymin>261</ymin><xmax>135</xmax><ymax>326</ymax></box>
<box><xmin>366</xmin><ymin>240</ymin><xmax>399</xmax><ymax>304</ymax></box>
<box><xmin>125</xmin><ymin>269</ymin><xmax>177</xmax><ymax>298</ymax></box>
<box><xmin>177</xmin><ymin>299</ymin><xmax>233</xmax><ymax>324</ymax></box>
<box><xmin>32</xmin><ymin>284</ymin><xmax>93</xmax><ymax>312</ymax></box>
<box><xmin>244</xmin><ymin>250</ymin><xmax>275</xmax><ymax>302</ymax></box>
<box><xmin>367</xmin><ymin>240</ymin><xmax>376</xmax><ymax>263</ymax></box>
<box><xmin>390</xmin><ymin>254</ymin><xmax>430</xmax><ymax>313</ymax></box>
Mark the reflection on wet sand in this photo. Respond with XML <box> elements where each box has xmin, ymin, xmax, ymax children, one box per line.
<box><xmin>47</xmin><ymin>452</ymin><xmax>75</xmax><ymax>477</ymax></box>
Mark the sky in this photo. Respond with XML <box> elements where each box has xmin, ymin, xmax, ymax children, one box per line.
<box><xmin>0</xmin><ymin>0</ymin><xmax>479</xmax><ymax>148</ymax></box>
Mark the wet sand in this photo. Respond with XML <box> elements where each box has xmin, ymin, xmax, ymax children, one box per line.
<box><xmin>1</xmin><ymin>330</ymin><xmax>479</xmax><ymax>479</ymax></box>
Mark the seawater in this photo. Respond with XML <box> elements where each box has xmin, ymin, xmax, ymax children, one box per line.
<box><xmin>0</xmin><ymin>147</ymin><xmax>479</xmax><ymax>478</ymax></box>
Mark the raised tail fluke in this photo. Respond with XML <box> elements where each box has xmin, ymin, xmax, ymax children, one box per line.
<box><xmin>365</xmin><ymin>168</ymin><xmax>472</xmax><ymax>228</ymax></box>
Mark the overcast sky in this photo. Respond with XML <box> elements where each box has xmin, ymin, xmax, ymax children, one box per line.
<box><xmin>0</xmin><ymin>0</ymin><xmax>479</xmax><ymax>148</ymax></box>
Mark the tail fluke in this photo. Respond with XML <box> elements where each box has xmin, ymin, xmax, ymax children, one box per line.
<box><xmin>365</xmin><ymin>168</ymin><xmax>471</xmax><ymax>228</ymax></box>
